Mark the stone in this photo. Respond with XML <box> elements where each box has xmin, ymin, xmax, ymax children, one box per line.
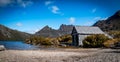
<box><xmin>0</xmin><ymin>45</ymin><xmax>5</xmax><ymax>51</ymax></box>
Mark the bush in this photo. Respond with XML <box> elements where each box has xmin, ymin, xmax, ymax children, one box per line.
<box><xmin>25</xmin><ymin>36</ymin><xmax>53</xmax><ymax>46</ymax></box>
<box><xmin>83</xmin><ymin>34</ymin><xmax>109</xmax><ymax>48</ymax></box>
<box><xmin>108</xmin><ymin>31</ymin><xmax>120</xmax><ymax>38</ymax></box>
<box><xmin>25</xmin><ymin>34</ymin><xmax>72</xmax><ymax>46</ymax></box>
<box><xmin>57</xmin><ymin>35</ymin><xmax>72</xmax><ymax>44</ymax></box>
<box><xmin>103</xmin><ymin>39</ymin><xmax>118</xmax><ymax>48</ymax></box>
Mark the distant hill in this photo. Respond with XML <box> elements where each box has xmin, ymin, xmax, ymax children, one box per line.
<box><xmin>93</xmin><ymin>10</ymin><xmax>120</xmax><ymax>31</ymax></box>
<box><xmin>0</xmin><ymin>24</ymin><xmax>31</xmax><ymax>41</ymax></box>
<box><xmin>35</xmin><ymin>24</ymin><xmax>74</xmax><ymax>38</ymax></box>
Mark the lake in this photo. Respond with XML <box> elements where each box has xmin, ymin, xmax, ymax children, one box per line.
<box><xmin>0</xmin><ymin>41</ymin><xmax>39</xmax><ymax>50</ymax></box>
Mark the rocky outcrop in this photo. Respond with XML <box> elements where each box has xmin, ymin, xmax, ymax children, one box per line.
<box><xmin>93</xmin><ymin>10</ymin><xmax>120</xmax><ymax>31</ymax></box>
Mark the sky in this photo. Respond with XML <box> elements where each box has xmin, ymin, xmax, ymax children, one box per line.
<box><xmin>0</xmin><ymin>0</ymin><xmax>120</xmax><ymax>34</ymax></box>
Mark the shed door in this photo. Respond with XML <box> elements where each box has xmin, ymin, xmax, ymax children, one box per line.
<box><xmin>72</xmin><ymin>35</ymin><xmax>79</xmax><ymax>46</ymax></box>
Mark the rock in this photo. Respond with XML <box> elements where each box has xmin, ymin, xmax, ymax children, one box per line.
<box><xmin>0</xmin><ymin>45</ymin><xmax>5</xmax><ymax>51</ymax></box>
<box><xmin>59</xmin><ymin>44</ymin><xmax>67</xmax><ymax>47</ymax></box>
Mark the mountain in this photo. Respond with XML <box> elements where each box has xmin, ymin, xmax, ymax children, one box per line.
<box><xmin>93</xmin><ymin>10</ymin><xmax>120</xmax><ymax>31</ymax></box>
<box><xmin>35</xmin><ymin>24</ymin><xmax>74</xmax><ymax>38</ymax></box>
<box><xmin>0</xmin><ymin>24</ymin><xmax>31</xmax><ymax>41</ymax></box>
<box><xmin>58</xmin><ymin>24</ymin><xmax>74</xmax><ymax>35</ymax></box>
<box><xmin>35</xmin><ymin>25</ymin><xmax>59</xmax><ymax>37</ymax></box>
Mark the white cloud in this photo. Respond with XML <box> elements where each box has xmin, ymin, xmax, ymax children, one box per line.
<box><xmin>83</xmin><ymin>17</ymin><xmax>108</xmax><ymax>26</ymax></box>
<box><xmin>49</xmin><ymin>5</ymin><xmax>64</xmax><ymax>15</ymax></box>
<box><xmin>92</xmin><ymin>8</ymin><xmax>96</xmax><ymax>13</ymax></box>
<box><xmin>51</xmin><ymin>6</ymin><xmax>59</xmax><ymax>14</ymax></box>
<box><xmin>83</xmin><ymin>21</ymin><xmax>95</xmax><ymax>26</ymax></box>
<box><xmin>101</xmin><ymin>17</ymin><xmax>108</xmax><ymax>20</ymax></box>
<box><xmin>17</xmin><ymin>0</ymin><xmax>33</xmax><ymax>8</ymax></box>
<box><xmin>0</xmin><ymin>0</ymin><xmax>33</xmax><ymax>8</ymax></box>
<box><xmin>93</xmin><ymin>17</ymin><xmax>101</xmax><ymax>21</ymax></box>
<box><xmin>69</xmin><ymin>17</ymin><xmax>75</xmax><ymax>24</ymax></box>
<box><xmin>0</xmin><ymin>0</ymin><xmax>12</xmax><ymax>7</ymax></box>
<box><xmin>45</xmin><ymin>1</ymin><xmax>64</xmax><ymax>15</ymax></box>
<box><xmin>27</xmin><ymin>29</ymin><xmax>39</xmax><ymax>34</ymax></box>
<box><xmin>93</xmin><ymin>17</ymin><xmax>108</xmax><ymax>21</ymax></box>
<box><xmin>16</xmin><ymin>22</ymin><xmax>22</xmax><ymax>27</ymax></box>
<box><xmin>45</xmin><ymin>1</ymin><xmax>53</xmax><ymax>6</ymax></box>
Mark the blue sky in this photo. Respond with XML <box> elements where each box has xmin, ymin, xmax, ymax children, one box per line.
<box><xmin>0</xmin><ymin>0</ymin><xmax>120</xmax><ymax>34</ymax></box>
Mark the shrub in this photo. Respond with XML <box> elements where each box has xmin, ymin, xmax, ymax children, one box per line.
<box><xmin>108</xmin><ymin>31</ymin><xmax>120</xmax><ymax>38</ymax></box>
<box><xmin>25</xmin><ymin>35</ymin><xmax>72</xmax><ymax>46</ymax></box>
<box><xmin>57</xmin><ymin>35</ymin><xmax>72</xmax><ymax>43</ymax></box>
<box><xmin>83</xmin><ymin>34</ymin><xmax>109</xmax><ymax>48</ymax></box>
<box><xmin>25</xmin><ymin>36</ymin><xmax>53</xmax><ymax>46</ymax></box>
<box><xmin>103</xmin><ymin>39</ymin><xmax>118</xmax><ymax>48</ymax></box>
<box><xmin>50</xmin><ymin>38</ymin><xmax>60</xmax><ymax>46</ymax></box>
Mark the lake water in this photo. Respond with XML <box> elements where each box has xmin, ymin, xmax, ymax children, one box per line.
<box><xmin>0</xmin><ymin>41</ymin><xmax>39</xmax><ymax>50</ymax></box>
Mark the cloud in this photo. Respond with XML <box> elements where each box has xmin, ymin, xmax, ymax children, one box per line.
<box><xmin>92</xmin><ymin>8</ymin><xmax>96</xmax><ymax>13</ymax></box>
<box><xmin>93</xmin><ymin>17</ymin><xmax>101</xmax><ymax>21</ymax></box>
<box><xmin>18</xmin><ymin>0</ymin><xmax>33</xmax><ymax>8</ymax></box>
<box><xmin>0</xmin><ymin>0</ymin><xmax>12</xmax><ymax>7</ymax></box>
<box><xmin>83</xmin><ymin>21</ymin><xmax>95</xmax><ymax>26</ymax></box>
<box><xmin>0</xmin><ymin>0</ymin><xmax>33</xmax><ymax>8</ymax></box>
<box><xmin>16</xmin><ymin>22</ymin><xmax>22</xmax><ymax>27</ymax></box>
<box><xmin>27</xmin><ymin>29</ymin><xmax>39</xmax><ymax>34</ymax></box>
<box><xmin>51</xmin><ymin>6</ymin><xmax>60</xmax><ymax>14</ymax></box>
<box><xmin>45</xmin><ymin>1</ymin><xmax>64</xmax><ymax>15</ymax></box>
<box><xmin>69</xmin><ymin>17</ymin><xmax>75</xmax><ymax>24</ymax></box>
<box><xmin>45</xmin><ymin>1</ymin><xmax>53</xmax><ymax>6</ymax></box>
<box><xmin>83</xmin><ymin>17</ymin><xmax>108</xmax><ymax>26</ymax></box>
<box><xmin>93</xmin><ymin>17</ymin><xmax>108</xmax><ymax>21</ymax></box>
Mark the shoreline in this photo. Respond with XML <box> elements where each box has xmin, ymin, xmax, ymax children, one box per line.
<box><xmin>1</xmin><ymin>48</ymin><xmax>118</xmax><ymax>62</ymax></box>
<box><xmin>0</xmin><ymin>48</ymin><xmax>101</xmax><ymax>62</ymax></box>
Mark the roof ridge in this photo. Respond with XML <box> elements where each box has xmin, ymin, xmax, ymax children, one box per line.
<box><xmin>74</xmin><ymin>25</ymin><xmax>98</xmax><ymax>28</ymax></box>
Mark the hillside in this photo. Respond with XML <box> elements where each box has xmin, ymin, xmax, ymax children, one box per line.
<box><xmin>0</xmin><ymin>24</ymin><xmax>31</xmax><ymax>41</ymax></box>
<box><xmin>93</xmin><ymin>10</ymin><xmax>120</xmax><ymax>31</ymax></box>
<box><xmin>35</xmin><ymin>24</ymin><xmax>74</xmax><ymax>38</ymax></box>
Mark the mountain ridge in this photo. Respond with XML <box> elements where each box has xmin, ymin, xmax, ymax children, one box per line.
<box><xmin>0</xmin><ymin>24</ymin><xmax>31</xmax><ymax>41</ymax></box>
<box><xmin>93</xmin><ymin>10</ymin><xmax>120</xmax><ymax>31</ymax></box>
<box><xmin>35</xmin><ymin>24</ymin><xmax>74</xmax><ymax>38</ymax></box>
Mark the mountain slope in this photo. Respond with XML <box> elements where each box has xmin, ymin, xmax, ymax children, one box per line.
<box><xmin>35</xmin><ymin>25</ymin><xmax>59</xmax><ymax>38</ymax></box>
<box><xmin>35</xmin><ymin>24</ymin><xmax>74</xmax><ymax>38</ymax></box>
<box><xmin>0</xmin><ymin>24</ymin><xmax>31</xmax><ymax>41</ymax></box>
<box><xmin>93</xmin><ymin>10</ymin><xmax>120</xmax><ymax>31</ymax></box>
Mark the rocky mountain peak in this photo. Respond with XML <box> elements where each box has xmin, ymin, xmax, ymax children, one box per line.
<box><xmin>93</xmin><ymin>10</ymin><xmax>120</xmax><ymax>31</ymax></box>
<box><xmin>41</xmin><ymin>25</ymin><xmax>52</xmax><ymax>31</ymax></box>
<box><xmin>59</xmin><ymin>24</ymin><xmax>73</xmax><ymax>31</ymax></box>
<box><xmin>35</xmin><ymin>24</ymin><xmax>74</xmax><ymax>38</ymax></box>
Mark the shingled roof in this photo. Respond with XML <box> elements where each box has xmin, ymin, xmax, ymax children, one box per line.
<box><xmin>74</xmin><ymin>26</ymin><xmax>104</xmax><ymax>34</ymax></box>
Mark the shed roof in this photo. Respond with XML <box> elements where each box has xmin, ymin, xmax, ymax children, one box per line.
<box><xmin>74</xmin><ymin>26</ymin><xmax>104</xmax><ymax>34</ymax></box>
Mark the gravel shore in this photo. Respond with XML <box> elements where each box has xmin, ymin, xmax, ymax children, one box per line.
<box><xmin>0</xmin><ymin>48</ymin><xmax>119</xmax><ymax>62</ymax></box>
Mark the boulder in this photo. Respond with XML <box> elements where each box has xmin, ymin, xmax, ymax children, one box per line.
<box><xmin>0</xmin><ymin>45</ymin><xmax>5</xmax><ymax>51</ymax></box>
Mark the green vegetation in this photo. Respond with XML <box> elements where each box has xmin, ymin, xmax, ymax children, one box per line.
<box><xmin>83</xmin><ymin>31</ymin><xmax>120</xmax><ymax>48</ymax></box>
<box><xmin>103</xmin><ymin>31</ymin><xmax>120</xmax><ymax>47</ymax></box>
<box><xmin>25</xmin><ymin>35</ymin><xmax>72</xmax><ymax>46</ymax></box>
<box><xmin>108</xmin><ymin>31</ymin><xmax>120</xmax><ymax>39</ymax></box>
<box><xmin>83</xmin><ymin>34</ymin><xmax>109</xmax><ymax>48</ymax></box>
<box><xmin>103</xmin><ymin>39</ymin><xmax>118</xmax><ymax>47</ymax></box>
<box><xmin>57</xmin><ymin>35</ymin><xmax>72</xmax><ymax>44</ymax></box>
